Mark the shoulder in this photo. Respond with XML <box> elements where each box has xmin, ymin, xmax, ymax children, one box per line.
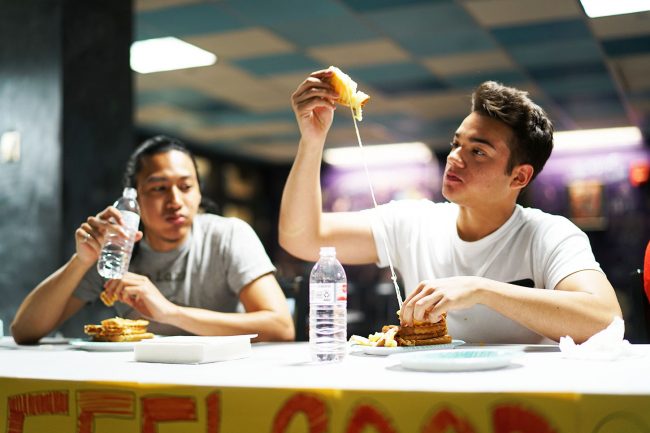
<box><xmin>195</xmin><ymin>213</ymin><xmax>249</xmax><ymax>231</ymax></box>
<box><xmin>517</xmin><ymin>206</ymin><xmax>585</xmax><ymax>241</ymax></box>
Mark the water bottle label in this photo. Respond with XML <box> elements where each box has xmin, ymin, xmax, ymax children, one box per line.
<box><xmin>310</xmin><ymin>283</ymin><xmax>347</xmax><ymax>304</ymax></box>
<box><xmin>336</xmin><ymin>283</ymin><xmax>347</xmax><ymax>302</ymax></box>
<box><xmin>121</xmin><ymin>210</ymin><xmax>140</xmax><ymax>232</ymax></box>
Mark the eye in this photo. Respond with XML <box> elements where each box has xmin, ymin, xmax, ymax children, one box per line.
<box><xmin>473</xmin><ymin>148</ymin><xmax>486</xmax><ymax>156</ymax></box>
<box><xmin>150</xmin><ymin>185</ymin><xmax>167</xmax><ymax>192</ymax></box>
<box><xmin>179</xmin><ymin>183</ymin><xmax>193</xmax><ymax>192</ymax></box>
<box><xmin>449</xmin><ymin>141</ymin><xmax>459</xmax><ymax>149</ymax></box>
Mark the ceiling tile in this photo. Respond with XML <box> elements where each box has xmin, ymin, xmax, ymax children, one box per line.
<box><xmin>234</xmin><ymin>141</ymin><xmax>300</xmax><ymax>164</ymax></box>
<box><xmin>348</xmin><ymin>62</ymin><xmax>434</xmax><ymax>84</ymax></box>
<box><xmin>136</xmin><ymin>3</ymin><xmax>244</xmax><ymax>39</ymax></box>
<box><xmin>341</xmin><ymin>0</ymin><xmax>440</xmax><ymax>13</ymax></box>
<box><xmin>461</xmin><ymin>0</ymin><xmax>582</xmax><ymax>27</ymax></box>
<box><xmin>267</xmin><ymin>15</ymin><xmax>378</xmax><ymax>48</ymax></box>
<box><xmin>307</xmin><ymin>39</ymin><xmax>411</xmax><ymax>68</ymax></box>
<box><xmin>225</xmin><ymin>0</ymin><xmax>348</xmax><ymax>26</ymax></box>
<box><xmin>422</xmin><ymin>50</ymin><xmax>515</xmax><ymax>76</ymax></box>
<box><xmin>444</xmin><ymin>69</ymin><xmax>527</xmax><ymax>89</ymax></box>
<box><xmin>233</xmin><ymin>53</ymin><xmax>323</xmax><ymax>76</ymax></box>
<box><xmin>184</xmin><ymin>121</ymin><xmax>296</xmax><ymax>142</ymax></box>
<box><xmin>155</xmin><ymin>63</ymin><xmax>289</xmax><ymax>112</ymax></box>
<box><xmin>611</xmin><ymin>54</ymin><xmax>650</xmax><ymax>92</ymax></box>
<box><xmin>184</xmin><ymin>28</ymin><xmax>295</xmax><ymax>61</ymax></box>
<box><xmin>507</xmin><ymin>39</ymin><xmax>602</xmax><ymax>68</ymax></box>
<box><xmin>136</xmin><ymin>104</ymin><xmax>200</xmax><ymax>129</ymax></box>
<box><xmin>395</xmin><ymin>90</ymin><xmax>473</xmax><ymax>119</ymax></box>
<box><xmin>588</xmin><ymin>13</ymin><xmax>650</xmax><ymax>39</ymax></box>
<box><xmin>601</xmin><ymin>35</ymin><xmax>650</xmax><ymax>58</ymax></box>
<box><xmin>135</xmin><ymin>0</ymin><xmax>203</xmax><ymax>12</ymax></box>
<box><xmin>491</xmin><ymin>19</ymin><xmax>592</xmax><ymax>46</ymax></box>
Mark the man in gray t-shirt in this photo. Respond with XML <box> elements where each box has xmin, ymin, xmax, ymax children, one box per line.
<box><xmin>75</xmin><ymin>214</ymin><xmax>276</xmax><ymax>335</ymax></box>
<box><xmin>12</xmin><ymin>136</ymin><xmax>295</xmax><ymax>344</ymax></box>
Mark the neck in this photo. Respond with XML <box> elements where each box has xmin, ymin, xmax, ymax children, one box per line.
<box><xmin>144</xmin><ymin>232</ymin><xmax>189</xmax><ymax>252</ymax></box>
<box><xmin>456</xmin><ymin>202</ymin><xmax>516</xmax><ymax>242</ymax></box>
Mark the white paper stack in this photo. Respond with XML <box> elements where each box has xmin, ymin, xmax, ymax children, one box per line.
<box><xmin>134</xmin><ymin>335</ymin><xmax>257</xmax><ymax>364</ymax></box>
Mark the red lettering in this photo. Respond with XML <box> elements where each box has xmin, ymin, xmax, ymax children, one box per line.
<box><xmin>141</xmin><ymin>396</ymin><xmax>197</xmax><ymax>433</ymax></box>
<box><xmin>421</xmin><ymin>407</ymin><xmax>476</xmax><ymax>433</ymax></box>
<box><xmin>272</xmin><ymin>393</ymin><xmax>328</xmax><ymax>433</ymax></box>
<box><xmin>77</xmin><ymin>390</ymin><xmax>135</xmax><ymax>433</ymax></box>
<box><xmin>206</xmin><ymin>392</ymin><xmax>220</xmax><ymax>433</ymax></box>
<box><xmin>346</xmin><ymin>404</ymin><xmax>397</xmax><ymax>433</ymax></box>
<box><xmin>7</xmin><ymin>391</ymin><xmax>68</xmax><ymax>433</ymax></box>
<box><xmin>493</xmin><ymin>404</ymin><xmax>557</xmax><ymax>433</ymax></box>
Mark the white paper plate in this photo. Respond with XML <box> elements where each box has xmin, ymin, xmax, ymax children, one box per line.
<box><xmin>395</xmin><ymin>348</ymin><xmax>519</xmax><ymax>372</ymax></box>
<box><xmin>353</xmin><ymin>340</ymin><xmax>465</xmax><ymax>356</ymax></box>
<box><xmin>69</xmin><ymin>339</ymin><xmax>145</xmax><ymax>352</ymax></box>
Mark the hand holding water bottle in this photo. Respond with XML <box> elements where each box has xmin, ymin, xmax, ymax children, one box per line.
<box><xmin>74</xmin><ymin>190</ymin><xmax>143</xmax><ymax>269</ymax></box>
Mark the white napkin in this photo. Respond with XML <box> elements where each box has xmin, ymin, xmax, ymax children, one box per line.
<box><xmin>559</xmin><ymin>316</ymin><xmax>634</xmax><ymax>360</ymax></box>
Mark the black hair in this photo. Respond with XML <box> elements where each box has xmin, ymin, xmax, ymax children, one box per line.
<box><xmin>124</xmin><ymin>135</ymin><xmax>219</xmax><ymax>213</ymax></box>
<box><xmin>471</xmin><ymin>81</ymin><xmax>554</xmax><ymax>181</ymax></box>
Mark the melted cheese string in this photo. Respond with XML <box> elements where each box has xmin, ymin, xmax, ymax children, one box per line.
<box><xmin>348</xmin><ymin>103</ymin><xmax>403</xmax><ymax>309</ymax></box>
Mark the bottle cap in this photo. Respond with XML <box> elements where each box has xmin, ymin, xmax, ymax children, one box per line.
<box><xmin>319</xmin><ymin>246</ymin><xmax>336</xmax><ymax>256</ymax></box>
<box><xmin>123</xmin><ymin>187</ymin><xmax>137</xmax><ymax>199</ymax></box>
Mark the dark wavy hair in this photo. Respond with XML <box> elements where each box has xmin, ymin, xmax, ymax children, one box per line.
<box><xmin>471</xmin><ymin>81</ymin><xmax>554</xmax><ymax>181</ymax></box>
<box><xmin>123</xmin><ymin>135</ymin><xmax>218</xmax><ymax>213</ymax></box>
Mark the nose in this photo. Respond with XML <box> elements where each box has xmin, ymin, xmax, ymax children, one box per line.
<box><xmin>447</xmin><ymin>146</ymin><xmax>465</xmax><ymax>169</ymax></box>
<box><xmin>166</xmin><ymin>186</ymin><xmax>183</xmax><ymax>209</ymax></box>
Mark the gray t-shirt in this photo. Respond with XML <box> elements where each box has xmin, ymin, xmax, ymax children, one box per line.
<box><xmin>74</xmin><ymin>213</ymin><xmax>276</xmax><ymax>334</ymax></box>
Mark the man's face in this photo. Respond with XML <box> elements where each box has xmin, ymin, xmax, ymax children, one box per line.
<box><xmin>442</xmin><ymin>112</ymin><xmax>519</xmax><ymax>208</ymax></box>
<box><xmin>135</xmin><ymin>150</ymin><xmax>202</xmax><ymax>252</ymax></box>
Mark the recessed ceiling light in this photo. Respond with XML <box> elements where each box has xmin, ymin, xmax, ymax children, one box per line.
<box><xmin>554</xmin><ymin>126</ymin><xmax>642</xmax><ymax>152</ymax></box>
<box><xmin>579</xmin><ymin>0</ymin><xmax>650</xmax><ymax>18</ymax></box>
<box><xmin>323</xmin><ymin>142</ymin><xmax>432</xmax><ymax>167</ymax></box>
<box><xmin>130</xmin><ymin>37</ymin><xmax>217</xmax><ymax>74</ymax></box>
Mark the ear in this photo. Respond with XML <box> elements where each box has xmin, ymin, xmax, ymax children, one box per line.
<box><xmin>510</xmin><ymin>164</ymin><xmax>534</xmax><ymax>190</ymax></box>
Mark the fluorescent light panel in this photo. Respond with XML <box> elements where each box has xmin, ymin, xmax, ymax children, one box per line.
<box><xmin>554</xmin><ymin>126</ymin><xmax>642</xmax><ymax>152</ymax></box>
<box><xmin>580</xmin><ymin>0</ymin><xmax>650</xmax><ymax>17</ymax></box>
<box><xmin>323</xmin><ymin>142</ymin><xmax>432</xmax><ymax>167</ymax></box>
<box><xmin>131</xmin><ymin>37</ymin><xmax>217</xmax><ymax>74</ymax></box>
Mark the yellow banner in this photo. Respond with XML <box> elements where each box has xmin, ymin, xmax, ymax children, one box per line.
<box><xmin>1</xmin><ymin>378</ymin><xmax>648</xmax><ymax>433</ymax></box>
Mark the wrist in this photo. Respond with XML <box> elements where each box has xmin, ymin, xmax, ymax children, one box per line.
<box><xmin>474</xmin><ymin>276</ymin><xmax>493</xmax><ymax>306</ymax></box>
<box><xmin>70</xmin><ymin>253</ymin><xmax>94</xmax><ymax>272</ymax></box>
<box><xmin>165</xmin><ymin>303</ymin><xmax>184</xmax><ymax>327</ymax></box>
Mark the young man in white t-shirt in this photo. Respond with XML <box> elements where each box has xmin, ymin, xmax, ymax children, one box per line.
<box><xmin>279</xmin><ymin>69</ymin><xmax>621</xmax><ymax>344</ymax></box>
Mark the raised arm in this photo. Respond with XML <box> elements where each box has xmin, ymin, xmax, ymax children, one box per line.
<box><xmin>279</xmin><ymin>69</ymin><xmax>377</xmax><ymax>264</ymax></box>
<box><xmin>11</xmin><ymin>206</ymin><xmax>140</xmax><ymax>344</ymax></box>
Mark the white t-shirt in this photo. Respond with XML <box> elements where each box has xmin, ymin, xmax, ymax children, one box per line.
<box><xmin>365</xmin><ymin>200</ymin><xmax>602</xmax><ymax>343</ymax></box>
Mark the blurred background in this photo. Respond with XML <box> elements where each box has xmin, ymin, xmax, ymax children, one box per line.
<box><xmin>1</xmin><ymin>0</ymin><xmax>648</xmax><ymax>341</ymax></box>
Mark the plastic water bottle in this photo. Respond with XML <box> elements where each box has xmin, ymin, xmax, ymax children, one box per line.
<box><xmin>309</xmin><ymin>246</ymin><xmax>347</xmax><ymax>362</ymax></box>
<box><xmin>97</xmin><ymin>187</ymin><xmax>140</xmax><ymax>279</ymax></box>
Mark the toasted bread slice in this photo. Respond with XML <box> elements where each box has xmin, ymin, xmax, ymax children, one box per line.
<box><xmin>91</xmin><ymin>332</ymin><xmax>155</xmax><ymax>342</ymax></box>
<box><xmin>327</xmin><ymin>66</ymin><xmax>370</xmax><ymax>121</ymax></box>
<box><xmin>100</xmin><ymin>290</ymin><xmax>118</xmax><ymax>307</ymax></box>
<box><xmin>397</xmin><ymin>334</ymin><xmax>452</xmax><ymax>346</ymax></box>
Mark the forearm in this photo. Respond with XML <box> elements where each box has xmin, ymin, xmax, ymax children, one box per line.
<box><xmin>278</xmin><ymin>137</ymin><xmax>326</xmax><ymax>261</ymax></box>
<box><xmin>11</xmin><ymin>254</ymin><xmax>91</xmax><ymax>343</ymax></box>
<box><xmin>478</xmin><ymin>278</ymin><xmax>620</xmax><ymax>343</ymax></box>
<box><xmin>167</xmin><ymin>306</ymin><xmax>295</xmax><ymax>342</ymax></box>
